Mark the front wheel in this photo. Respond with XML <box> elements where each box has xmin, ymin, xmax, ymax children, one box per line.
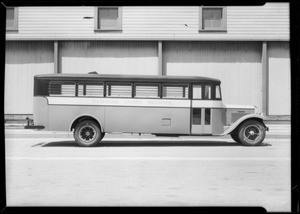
<box><xmin>230</xmin><ymin>133</ymin><xmax>241</xmax><ymax>143</ymax></box>
<box><xmin>74</xmin><ymin>120</ymin><xmax>104</xmax><ymax>147</ymax></box>
<box><xmin>237</xmin><ymin>120</ymin><xmax>266</xmax><ymax>146</ymax></box>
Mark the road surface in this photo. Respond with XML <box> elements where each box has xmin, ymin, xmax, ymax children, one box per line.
<box><xmin>5</xmin><ymin>136</ymin><xmax>291</xmax><ymax>212</ymax></box>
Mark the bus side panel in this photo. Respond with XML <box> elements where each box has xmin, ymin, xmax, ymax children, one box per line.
<box><xmin>33</xmin><ymin>97</ymin><xmax>49</xmax><ymax>130</ymax></box>
<box><xmin>48</xmin><ymin>105</ymin><xmax>105</xmax><ymax>131</ymax></box>
<box><xmin>211</xmin><ymin>108</ymin><xmax>226</xmax><ymax>135</ymax></box>
<box><xmin>104</xmin><ymin>106</ymin><xmax>190</xmax><ymax>134</ymax></box>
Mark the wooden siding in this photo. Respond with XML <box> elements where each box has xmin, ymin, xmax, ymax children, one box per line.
<box><xmin>268</xmin><ymin>42</ymin><xmax>290</xmax><ymax>115</ymax></box>
<box><xmin>6</xmin><ymin>3</ymin><xmax>289</xmax><ymax>41</ymax></box>
<box><xmin>59</xmin><ymin>41</ymin><xmax>158</xmax><ymax>75</ymax></box>
<box><xmin>5</xmin><ymin>41</ymin><xmax>54</xmax><ymax>114</ymax></box>
<box><xmin>163</xmin><ymin>41</ymin><xmax>263</xmax><ymax>113</ymax></box>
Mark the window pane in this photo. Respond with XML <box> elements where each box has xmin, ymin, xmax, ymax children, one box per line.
<box><xmin>215</xmin><ymin>85</ymin><xmax>221</xmax><ymax>99</ymax></box>
<box><xmin>107</xmin><ymin>84</ymin><xmax>132</xmax><ymax>97</ymax></box>
<box><xmin>6</xmin><ymin>8</ymin><xmax>15</xmax><ymax>28</ymax></box>
<box><xmin>203</xmin><ymin>8</ymin><xmax>222</xmax><ymax>20</ymax></box>
<box><xmin>135</xmin><ymin>85</ymin><xmax>159</xmax><ymax>98</ymax></box>
<box><xmin>205</xmin><ymin>109</ymin><xmax>211</xmax><ymax>125</ymax></box>
<box><xmin>109</xmin><ymin>9</ymin><xmax>118</xmax><ymax>19</ymax></box>
<box><xmin>193</xmin><ymin>85</ymin><xmax>202</xmax><ymax>99</ymax></box>
<box><xmin>98</xmin><ymin>8</ymin><xmax>118</xmax><ymax>29</ymax></box>
<box><xmin>108</xmin><ymin>9</ymin><xmax>118</xmax><ymax>27</ymax></box>
<box><xmin>6</xmin><ymin>8</ymin><xmax>14</xmax><ymax>20</ymax></box>
<box><xmin>203</xmin><ymin>8</ymin><xmax>222</xmax><ymax>28</ymax></box>
<box><xmin>99</xmin><ymin>8</ymin><xmax>109</xmax><ymax>19</ymax></box>
<box><xmin>204</xmin><ymin>85</ymin><xmax>211</xmax><ymax>99</ymax></box>
<box><xmin>99</xmin><ymin>9</ymin><xmax>109</xmax><ymax>28</ymax></box>
<box><xmin>163</xmin><ymin>85</ymin><xmax>188</xmax><ymax>99</ymax></box>
<box><xmin>192</xmin><ymin>108</ymin><xmax>201</xmax><ymax>125</ymax></box>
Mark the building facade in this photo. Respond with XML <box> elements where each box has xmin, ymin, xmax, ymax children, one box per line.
<box><xmin>5</xmin><ymin>3</ymin><xmax>290</xmax><ymax>120</ymax></box>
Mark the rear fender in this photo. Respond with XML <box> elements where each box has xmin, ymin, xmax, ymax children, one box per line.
<box><xmin>220</xmin><ymin>114</ymin><xmax>267</xmax><ymax>136</ymax></box>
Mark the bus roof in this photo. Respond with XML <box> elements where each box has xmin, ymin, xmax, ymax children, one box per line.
<box><xmin>34</xmin><ymin>73</ymin><xmax>221</xmax><ymax>84</ymax></box>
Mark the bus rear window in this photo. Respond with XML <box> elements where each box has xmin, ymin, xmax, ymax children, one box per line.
<box><xmin>49</xmin><ymin>82</ymin><xmax>76</xmax><ymax>96</ymax></box>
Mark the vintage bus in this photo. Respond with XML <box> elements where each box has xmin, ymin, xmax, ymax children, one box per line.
<box><xmin>32</xmin><ymin>73</ymin><xmax>268</xmax><ymax>147</ymax></box>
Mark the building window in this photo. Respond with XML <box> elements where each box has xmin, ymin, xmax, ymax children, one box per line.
<box><xmin>6</xmin><ymin>7</ymin><xmax>18</xmax><ymax>31</ymax></box>
<box><xmin>199</xmin><ymin>6</ymin><xmax>226</xmax><ymax>31</ymax></box>
<box><xmin>94</xmin><ymin>7</ymin><xmax>122</xmax><ymax>31</ymax></box>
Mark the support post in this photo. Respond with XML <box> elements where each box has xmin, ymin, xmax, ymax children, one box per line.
<box><xmin>54</xmin><ymin>41</ymin><xmax>59</xmax><ymax>74</ymax></box>
<box><xmin>262</xmin><ymin>41</ymin><xmax>268</xmax><ymax>116</ymax></box>
<box><xmin>158</xmin><ymin>41</ymin><xmax>163</xmax><ymax>75</ymax></box>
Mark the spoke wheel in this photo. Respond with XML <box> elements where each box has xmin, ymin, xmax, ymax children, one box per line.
<box><xmin>237</xmin><ymin>120</ymin><xmax>266</xmax><ymax>146</ymax></box>
<box><xmin>79</xmin><ymin>125</ymin><xmax>96</xmax><ymax>143</ymax></box>
<box><xmin>243</xmin><ymin>125</ymin><xmax>261</xmax><ymax>142</ymax></box>
<box><xmin>74</xmin><ymin>120</ymin><xmax>103</xmax><ymax>147</ymax></box>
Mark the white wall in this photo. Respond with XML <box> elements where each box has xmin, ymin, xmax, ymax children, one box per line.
<box><xmin>6</xmin><ymin>3</ymin><xmax>289</xmax><ymax>41</ymax></box>
<box><xmin>268</xmin><ymin>42</ymin><xmax>290</xmax><ymax>115</ymax></box>
<box><xmin>164</xmin><ymin>41</ymin><xmax>263</xmax><ymax>113</ymax></box>
<box><xmin>60</xmin><ymin>41</ymin><xmax>158</xmax><ymax>75</ymax></box>
<box><xmin>5</xmin><ymin>41</ymin><xmax>54</xmax><ymax>114</ymax></box>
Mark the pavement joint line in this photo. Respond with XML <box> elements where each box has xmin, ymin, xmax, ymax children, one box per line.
<box><xmin>5</xmin><ymin>157</ymin><xmax>291</xmax><ymax>161</ymax></box>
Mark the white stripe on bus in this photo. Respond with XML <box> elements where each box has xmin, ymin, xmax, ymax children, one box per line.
<box><xmin>46</xmin><ymin>97</ymin><xmax>225</xmax><ymax>108</ymax></box>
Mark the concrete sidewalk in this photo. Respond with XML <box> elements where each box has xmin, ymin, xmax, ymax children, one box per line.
<box><xmin>4</xmin><ymin>123</ymin><xmax>291</xmax><ymax>139</ymax></box>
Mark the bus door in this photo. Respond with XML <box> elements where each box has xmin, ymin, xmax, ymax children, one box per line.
<box><xmin>191</xmin><ymin>85</ymin><xmax>212</xmax><ymax>134</ymax></box>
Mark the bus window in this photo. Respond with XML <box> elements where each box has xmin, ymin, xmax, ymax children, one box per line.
<box><xmin>193</xmin><ymin>85</ymin><xmax>202</xmax><ymax>99</ymax></box>
<box><xmin>192</xmin><ymin>108</ymin><xmax>201</xmax><ymax>125</ymax></box>
<box><xmin>215</xmin><ymin>85</ymin><xmax>221</xmax><ymax>100</ymax></box>
<box><xmin>162</xmin><ymin>85</ymin><xmax>188</xmax><ymax>99</ymax></box>
<box><xmin>205</xmin><ymin>108</ymin><xmax>211</xmax><ymax>125</ymax></box>
<box><xmin>135</xmin><ymin>84</ymin><xmax>159</xmax><ymax>98</ymax></box>
<box><xmin>78</xmin><ymin>84</ymin><xmax>104</xmax><ymax>97</ymax></box>
<box><xmin>204</xmin><ymin>85</ymin><xmax>211</xmax><ymax>99</ymax></box>
<box><xmin>106</xmin><ymin>83</ymin><xmax>132</xmax><ymax>98</ymax></box>
<box><xmin>49</xmin><ymin>82</ymin><xmax>75</xmax><ymax>96</ymax></box>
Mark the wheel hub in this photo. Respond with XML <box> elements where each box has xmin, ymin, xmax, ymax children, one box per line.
<box><xmin>79</xmin><ymin>126</ymin><xmax>96</xmax><ymax>142</ymax></box>
<box><xmin>244</xmin><ymin>125</ymin><xmax>261</xmax><ymax>142</ymax></box>
<box><xmin>249</xmin><ymin>130</ymin><xmax>255</xmax><ymax>135</ymax></box>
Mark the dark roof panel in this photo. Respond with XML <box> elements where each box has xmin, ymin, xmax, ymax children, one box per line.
<box><xmin>34</xmin><ymin>73</ymin><xmax>221</xmax><ymax>83</ymax></box>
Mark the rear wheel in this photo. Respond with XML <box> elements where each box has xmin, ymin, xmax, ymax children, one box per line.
<box><xmin>237</xmin><ymin>120</ymin><xmax>266</xmax><ymax>146</ymax></box>
<box><xmin>74</xmin><ymin>120</ymin><xmax>104</xmax><ymax>147</ymax></box>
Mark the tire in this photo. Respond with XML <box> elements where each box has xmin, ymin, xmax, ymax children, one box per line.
<box><xmin>230</xmin><ymin>132</ymin><xmax>241</xmax><ymax>143</ymax></box>
<box><xmin>73</xmin><ymin>120</ymin><xmax>103</xmax><ymax>147</ymax></box>
<box><xmin>237</xmin><ymin>120</ymin><xmax>266</xmax><ymax>146</ymax></box>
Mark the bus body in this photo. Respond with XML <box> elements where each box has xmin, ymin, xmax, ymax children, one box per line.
<box><xmin>33</xmin><ymin>73</ymin><xmax>268</xmax><ymax>146</ymax></box>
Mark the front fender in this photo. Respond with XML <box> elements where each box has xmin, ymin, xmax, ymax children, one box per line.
<box><xmin>220</xmin><ymin>114</ymin><xmax>266</xmax><ymax>136</ymax></box>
